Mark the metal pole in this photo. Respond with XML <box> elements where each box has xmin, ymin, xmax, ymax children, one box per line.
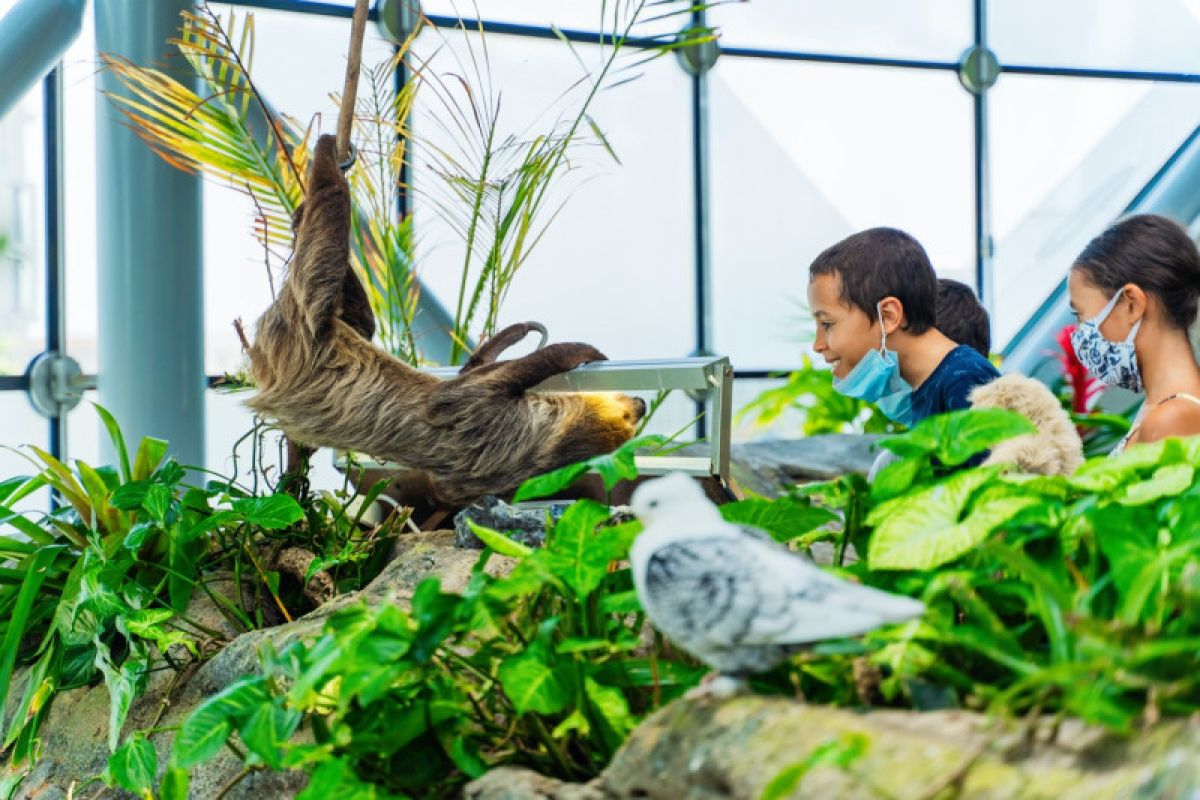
<box><xmin>688</xmin><ymin>8</ymin><xmax>714</xmax><ymax>440</ymax></box>
<box><xmin>43</xmin><ymin>66</ymin><xmax>66</xmax><ymax>463</ymax></box>
<box><xmin>973</xmin><ymin>0</ymin><xmax>994</xmax><ymax>314</ymax></box>
<box><xmin>95</xmin><ymin>0</ymin><xmax>205</xmax><ymax>469</ymax></box>
<box><xmin>0</xmin><ymin>0</ymin><xmax>86</xmax><ymax>121</ymax></box>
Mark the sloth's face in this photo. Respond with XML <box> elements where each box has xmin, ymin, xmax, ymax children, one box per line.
<box><xmin>562</xmin><ymin>392</ymin><xmax>647</xmax><ymax>456</ymax></box>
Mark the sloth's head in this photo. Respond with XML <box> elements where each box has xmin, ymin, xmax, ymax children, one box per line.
<box><xmin>551</xmin><ymin>392</ymin><xmax>646</xmax><ymax>463</ymax></box>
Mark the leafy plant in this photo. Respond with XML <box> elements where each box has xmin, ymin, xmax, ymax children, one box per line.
<box><xmin>738</xmin><ymin>357</ymin><xmax>898</xmax><ymax>436</ymax></box>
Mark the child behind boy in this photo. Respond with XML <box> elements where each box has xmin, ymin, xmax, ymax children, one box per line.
<box><xmin>807</xmin><ymin>228</ymin><xmax>999</xmax><ymax>427</ymax></box>
<box><xmin>936</xmin><ymin>278</ymin><xmax>991</xmax><ymax>358</ymax></box>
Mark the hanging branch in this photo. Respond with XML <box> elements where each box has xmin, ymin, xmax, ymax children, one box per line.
<box><xmin>337</xmin><ymin>0</ymin><xmax>372</xmax><ymax>163</ymax></box>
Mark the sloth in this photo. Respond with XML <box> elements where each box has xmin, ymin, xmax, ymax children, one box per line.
<box><xmin>247</xmin><ymin>134</ymin><xmax>645</xmax><ymax>504</ymax></box>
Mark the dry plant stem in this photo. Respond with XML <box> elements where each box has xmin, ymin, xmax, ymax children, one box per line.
<box><xmin>913</xmin><ymin>735</ymin><xmax>996</xmax><ymax>800</ymax></box>
<box><xmin>336</xmin><ymin>0</ymin><xmax>372</xmax><ymax>162</ymax></box>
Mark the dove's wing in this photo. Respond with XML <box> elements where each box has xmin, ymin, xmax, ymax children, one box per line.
<box><xmin>641</xmin><ymin>532</ymin><xmax>921</xmax><ymax>653</ymax></box>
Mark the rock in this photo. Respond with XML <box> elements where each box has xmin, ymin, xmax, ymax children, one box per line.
<box><xmin>464</xmin><ymin>767</ymin><xmax>604</xmax><ymax>800</ymax></box>
<box><xmin>454</xmin><ymin>495</ymin><xmax>569</xmax><ymax>549</ymax></box>
<box><xmin>471</xmin><ymin>696</ymin><xmax>1200</xmax><ymax>800</ymax></box>
<box><xmin>9</xmin><ymin>532</ymin><xmax>515</xmax><ymax>799</ymax></box>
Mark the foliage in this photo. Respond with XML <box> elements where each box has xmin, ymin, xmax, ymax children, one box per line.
<box><xmin>791</xmin><ymin>410</ymin><xmax>1200</xmax><ymax>734</ymax></box>
<box><xmin>153</xmin><ymin>498</ymin><xmax>704</xmax><ymax>797</ymax></box>
<box><xmin>738</xmin><ymin>357</ymin><xmax>899</xmax><ymax>436</ymax></box>
<box><xmin>0</xmin><ymin>406</ymin><xmax>401</xmax><ymax>791</ymax></box>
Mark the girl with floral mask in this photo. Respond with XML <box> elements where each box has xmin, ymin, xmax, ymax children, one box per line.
<box><xmin>1068</xmin><ymin>214</ymin><xmax>1200</xmax><ymax>455</ymax></box>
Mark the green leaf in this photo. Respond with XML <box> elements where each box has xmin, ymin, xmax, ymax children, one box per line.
<box><xmin>585</xmin><ymin>677</ymin><xmax>635</xmax><ymax>742</ymax></box>
<box><xmin>542</xmin><ymin>500</ymin><xmax>616</xmax><ymax>597</ymax></box>
<box><xmin>231</xmin><ymin>495</ymin><xmax>304</xmax><ymax>529</ymax></box>
<box><xmin>881</xmin><ymin>408</ymin><xmax>1037</xmax><ymax>466</ymax></box>
<box><xmin>92</xmin><ymin>402</ymin><xmax>131</xmax><ymax>484</ymax></box>
<box><xmin>512</xmin><ymin>463</ymin><xmax>589</xmax><ymax>503</ymax></box>
<box><xmin>143</xmin><ymin>483</ymin><xmax>172</xmax><ymax>524</ymax></box>
<box><xmin>869</xmin><ymin>455</ymin><xmax>924</xmax><ymax>502</ymax></box>
<box><xmin>159</xmin><ymin>765</ymin><xmax>189</xmax><ymax>800</ymax></box>
<box><xmin>466</xmin><ymin>519</ymin><xmax>533</xmax><ymax>558</ymax></box>
<box><xmin>132</xmin><ymin>437</ymin><xmax>169</xmax><ymax>481</ymax></box>
<box><xmin>720</xmin><ymin>497</ymin><xmax>836</xmax><ymax>543</ymax></box>
<box><xmin>0</xmin><ymin>546</ymin><xmax>66</xmax><ymax>734</ymax></box>
<box><xmin>105</xmin><ymin>734</ymin><xmax>156</xmax><ymax>796</ymax></box>
<box><xmin>110</xmin><ymin>480</ymin><xmax>151</xmax><ymax>511</ymax></box>
<box><xmin>175</xmin><ymin>677</ymin><xmax>270</xmax><ymax>767</ymax></box>
<box><xmin>1116</xmin><ymin>463</ymin><xmax>1194</xmax><ymax>506</ymax></box>
<box><xmin>498</xmin><ymin>621</ymin><xmax>573</xmax><ymax>715</ymax></box>
<box><xmin>868</xmin><ymin>467</ymin><xmax>1037</xmax><ymax>570</ymax></box>
<box><xmin>94</xmin><ymin>638</ymin><xmax>150</xmax><ymax>751</ymax></box>
<box><xmin>127</xmin><ymin>608</ymin><xmax>197</xmax><ymax>656</ymax></box>
<box><xmin>239</xmin><ymin>701</ymin><xmax>302</xmax><ymax>769</ymax></box>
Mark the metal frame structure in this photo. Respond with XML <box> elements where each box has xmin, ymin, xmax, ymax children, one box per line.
<box><xmin>8</xmin><ymin>0</ymin><xmax>1200</xmax><ymax>463</ymax></box>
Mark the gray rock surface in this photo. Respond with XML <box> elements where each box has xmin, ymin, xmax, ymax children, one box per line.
<box><xmin>677</xmin><ymin>435</ymin><xmax>882</xmax><ymax>498</ymax></box>
<box><xmin>454</xmin><ymin>495</ymin><xmax>569</xmax><ymax>549</ymax></box>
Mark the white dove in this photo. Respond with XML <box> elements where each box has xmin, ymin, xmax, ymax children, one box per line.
<box><xmin>629</xmin><ymin>473</ymin><xmax>925</xmax><ymax>697</ymax></box>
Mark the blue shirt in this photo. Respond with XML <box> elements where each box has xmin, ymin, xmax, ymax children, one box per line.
<box><xmin>909</xmin><ymin>345</ymin><xmax>1000</xmax><ymax>426</ymax></box>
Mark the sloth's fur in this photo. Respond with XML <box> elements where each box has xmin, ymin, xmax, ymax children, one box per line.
<box><xmin>247</xmin><ymin>134</ymin><xmax>644</xmax><ymax>504</ymax></box>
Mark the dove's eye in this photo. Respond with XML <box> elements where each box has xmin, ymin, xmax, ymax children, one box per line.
<box><xmin>648</xmin><ymin>500</ymin><xmax>659</xmax><ymax>509</ymax></box>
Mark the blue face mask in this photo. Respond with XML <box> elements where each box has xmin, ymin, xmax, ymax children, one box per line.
<box><xmin>1070</xmin><ymin>288</ymin><xmax>1143</xmax><ymax>393</ymax></box>
<box><xmin>831</xmin><ymin>305</ymin><xmax>914</xmax><ymax>426</ymax></box>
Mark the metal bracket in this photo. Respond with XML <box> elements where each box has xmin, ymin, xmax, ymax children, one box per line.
<box><xmin>958</xmin><ymin>44</ymin><xmax>1000</xmax><ymax>94</ymax></box>
<box><xmin>375</xmin><ymin>0</ymin><xmax>423</xmax><ymax>44</ymax></box>
<box><xmin>338</xmin><ymin>356</ymin><xmax>735</xmax><ymax>485</ymax></box>
<box><xmin>25</xmin><ymin>350</ymin><xmax>85</xmax><ymax>418</ymax></box>
<box><xmin>675</xmin><ymin>25</ymin><xmax>720</xmax><ymax>77</ymax></box>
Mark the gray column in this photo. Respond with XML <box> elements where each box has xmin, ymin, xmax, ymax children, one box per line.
<box><xmin>95</xmin><ymin>1</ymin><xmax>204</xmax><ymax>467</ymax></box>
<box><xmin>0</xmin><ymin>0</ymin><xmax>85</xmax><ymax>120</ymax></box>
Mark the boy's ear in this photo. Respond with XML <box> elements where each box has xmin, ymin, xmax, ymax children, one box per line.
<box><xmin>878</xmin><ymin>296</ymin><xmax>906</xmax><ymax>335</ymax></box>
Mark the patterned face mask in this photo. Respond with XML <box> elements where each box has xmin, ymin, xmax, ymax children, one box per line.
<box><xmin>1070</xmin><ymin>288</ymin><xmax>1143</xmax><ymax>393</ymax></box>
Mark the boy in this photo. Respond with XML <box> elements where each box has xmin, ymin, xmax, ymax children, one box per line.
<box><xmin>807</xmin><ymin>228</ymin><xmax>998</xmax><ymax>427</ymax></box>
<box><xmin>936</xmin><ymin>278</ymin><xmax>991</xmax><ymax>358</ymax></box>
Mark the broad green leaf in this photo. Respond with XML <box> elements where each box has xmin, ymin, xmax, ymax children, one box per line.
<box><xmin>127</xmin><ymin>608</ymin><xmax>197</xmax><ymax>656</ymax></box>
<box><xmin>109</xmin><ymin>480</ymin><xmax>151</xmax><ymax>511</ymax></box>
<box><xmin>94</xmin><ymin>638</ymin><xmax>150</xmax><ymax>751</ymax></box>
<box><xmin>122</xmin><ymin>522</ymin><xmax>156</xmax><ymax>552</ymax></box>
<box><xmin>239</xmin><ymin>701</ymin><xmax>302</xmax><ymax>769</ymax></box>
<box><xmin>512</xmin><ymin>462</ymin><xmax>589</xmax><ymax>503</ymax></box>
<box><xmin>143</xmin><ymin>483</ymin><xmax>172</xmax><ymax>524</ymax></box>
<box><xmin>868</xmin><ymin>467</ymin><xmax>1037</xmax><ymax>570</ymax></box>
<box><xmin>174</xmin><ymin>677</ymin><xmax>270</xmax><ymax>767</ymax></box>
<box><xmin>598</xmin><ymin>589</ymin><xmax>642</xmax><ymax>614</ymax></box>
<box><xmin>1070</xmin><ymin>439</ymin><xmax>1169</xmax><ymax>492</ymax></box>
<box><xmin>543</xmin><ymin>500</ymin><xmax>614</xmax><ymax>597</ymax></box>
<box><xmin>75</xmin><ymin>460</ymin><xmax>123</xmax><ymax>535</ymax></box>
<box><xmin>720</xmin><ymin>497</ymin><xmax>836</xmax><ymax>543</ymax></box>
<box><xmin>880</xmin><ymin>408</ymin><xmax>1036</xmax><ymax>466</ymax></box>
<box><xmin>1116</xmin><ymin>463</ymin><xmax>1194</xmax><ymax>506</ymax></box>
<box><xmin>585</xmin><ymin>677</ymin><xmax>635</xmax><ymax>742</ymax></box>
<box><xmin>498</xmin><ymin>621</ymin><xmax>573</xmax><ymax>715</ymax></box>
<box><xmin>132</xmin><ymin>437</ymin><xmax>169</xmax><ymax>481</ymax></box>
<box><xmin>465</xmin><ymin>519</ymin><xmax>533</xmax><ymax>558</ymax></box>
<box><xmin>92</xmin><ymin>402</ymin><xmax>131</xmax><ymax>484</ymax></box>
<box><xmin>869</xmin><ymin>455</ymin><xmax>923</xmax><ymax>502</ymax></box>
<box><xmin>105</xmin><ymin>734</ymin><xmax>156</xmax><ymax>796</ymax></box>
<box><xmin>231</xmin><ymin>494</ymin><xmax>304</xmax><ymax>529</ymax></box>
<box><xmin>159</xmin><ymin>765</ymin><xmax>189</xmax><ymax>800</ymax></box>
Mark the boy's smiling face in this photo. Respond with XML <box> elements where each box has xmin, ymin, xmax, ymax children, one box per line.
<box><xmin>807</xmin><ymin>272</ymin><xmax>880</xmax><ymax>380</ymax></box>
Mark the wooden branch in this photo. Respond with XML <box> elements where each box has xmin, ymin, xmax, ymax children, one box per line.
<box><xmin>336</xmin><ymin>0</ymin><xmax>372</xmax><ymax>163</ymax></box>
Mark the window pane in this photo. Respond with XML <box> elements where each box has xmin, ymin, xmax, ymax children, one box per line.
<box><xmin>708</xmin><ymin>0</ymin><xmax>971</xmax><ymax>63</ymax></box>
<box><xmin>992</xmin><ymin>0</ymin><xmax>1200</xmax><ymax>75</ymax></box>
<box><xmin>203</xmin><ymin>6</ymin><xmax>396</xmax><ymax>374</ymax></box>
<box><xmin>411</xmin><ymin>30</ymin><xmax>695</xmax><ymax>362</ymax></box>
<box><xmin>420</xmin><ymin>0</ymin><xmax>681</xmax><ymax>36</ymax></box>
<box><xmin>709</xmin><ymin>58</ymin><xmax>974</xmax><ymax>371</ymax></box>
<box><xmin>989</xmin><ymin>76</ymin><xmax>1200</xmax><ymax>346</ymax></box>
<box><xmin>0</xmin><ymin>391</ymin><xmax>48</xmax><ymax>514</ymax></box>
<box><xmin>0</xmin><ymin>83</ymin><xmax>46</xmax><ymax>375</ymax></box>
<box><xmin>64</xmin><ymin>6</ymin><xmax>99</xmax><ymax>374</ymax></box>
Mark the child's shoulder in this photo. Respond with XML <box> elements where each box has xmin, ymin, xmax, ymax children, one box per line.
<box><xmin>922</xmin><ymin>346</ymin><xmax>1000</xmax><ymax>415</ymax></box>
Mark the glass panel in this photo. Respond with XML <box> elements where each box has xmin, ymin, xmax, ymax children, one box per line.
<box><xmin>411</xmin><ymin>30</ymin><xmax>695</xmax><ymax>363</ymax></box>
<box><xmin>708</xmin><ymin>0</ymin><xmax>972</xmax><ymax>63</ymax></box>
<box><xmin>989</xmin><ymin>76</ymin><xmax>1200</xmax><ymax>346</ymax></box>
<box><xmin>63</xmin><ymin>6</ymin><xmax>99</xmax><ymax>374</ymax></box>
<box><xmin>991</xmin><ymin>0</ymin><xmax>1200</xmax><ymax>75</ymax></box>
<box><xmin>709</xmin><ymin>58</ymin><xmax>974</xmax><ymax>371</ymax></box>
<box><xmin>420</xmin><ymin>0</ymin><xmax>681</xmax><ymax>36</ymax></box>
<box><xmin>202</xmin><ymin>6</ymin><xmax>396</xmax><ymax>374</ymax></box>
<box><xmin>0</xmin><ymin>81</ymin><xmax>46</xmax><ymax>375</ymax></box>
<box><xmin>0</xmin><ymin>392</ymin><xmax>49</xmax><ymax>514</ymax></box>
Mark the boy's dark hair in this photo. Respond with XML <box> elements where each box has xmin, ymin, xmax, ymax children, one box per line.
<box><xmin>808</xmin><ymin>227</ymin><xmax>937</xmax><ymax>334</ymax></box>
<box><xmin>1074</xmin><ymin>213</ymin><xmax>1200</xmax><ymax>331</ymax></box>
<box><xmin>936</xmin><ymin>278</ymin><xmax>991</xmax><ymax>357</ymax></box>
